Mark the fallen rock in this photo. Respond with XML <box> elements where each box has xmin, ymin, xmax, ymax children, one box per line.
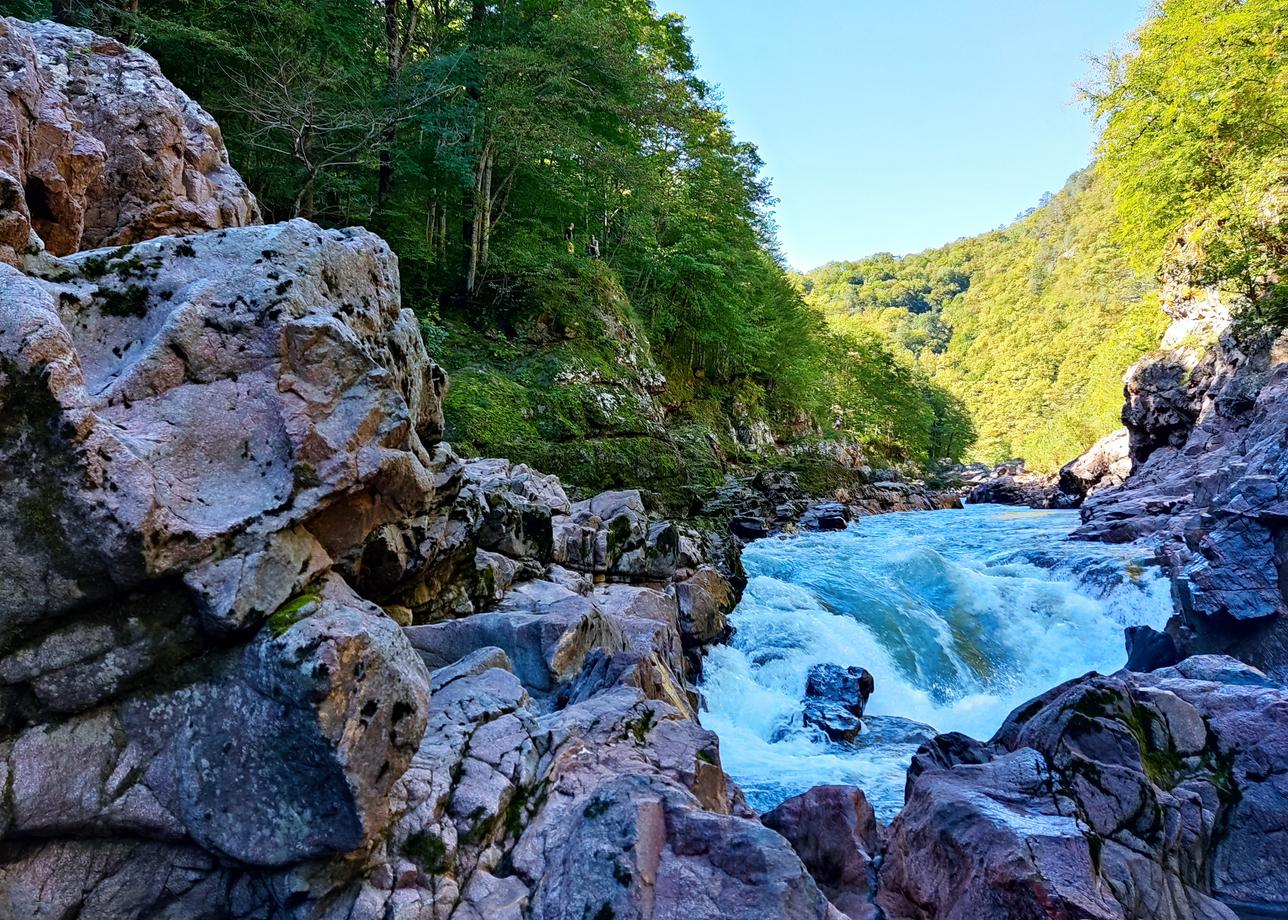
<box><xmin>405</xmin><ymin>585</ymin><xmax>629</xmax><ymax>692</ymax></box>
<box><xmin>2</xmin><ymin>574</ymin><xmax>429</xmax><ymax>867</ymax></box>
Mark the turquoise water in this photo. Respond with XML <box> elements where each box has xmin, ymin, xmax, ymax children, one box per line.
<box><xmin>700</xmin><ymin>504</ymin><xmax>1173</xmax><ymax>821</ymax></box>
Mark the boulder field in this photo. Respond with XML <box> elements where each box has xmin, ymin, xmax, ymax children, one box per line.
<box><xmin>1</xmin><ymin>17</ymin><xmax>1286</xmax><ymax>920</ymax></box>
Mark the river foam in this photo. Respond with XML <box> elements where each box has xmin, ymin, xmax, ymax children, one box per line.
<box><xmin>700</xmin><ymin>504</ymin><xmax>1174</xmax><ymax>821</ymax></box>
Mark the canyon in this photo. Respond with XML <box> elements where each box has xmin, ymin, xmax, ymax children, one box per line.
<box><xmin>1</xmin><ymin>16</ymin><xmax>1286</xmax><ymax>920</ymax></box>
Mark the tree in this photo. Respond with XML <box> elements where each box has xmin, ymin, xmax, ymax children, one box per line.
<box><xmin>1087</xmin><ymin>0</ymin><xmax>1288</xmax><ymax>330</ymax></box>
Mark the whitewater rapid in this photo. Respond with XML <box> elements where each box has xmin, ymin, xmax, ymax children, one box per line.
<box><xmin>699</xmin><ymin>504</ymin><xmax>1174</xmax><ymax>821</ymax></box>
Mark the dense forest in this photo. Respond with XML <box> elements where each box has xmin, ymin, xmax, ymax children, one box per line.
<box><xmin>2</xmin><ymin>0</ymin><xmax>970</xmax><ymax>510</ymax></box>
<box><xmin>800</xmin><ymin>169</ymin><xmax>1170</xmax><ymax>470</ymax></box>
<box><xmin>3</xmin><ymin>0</ymin><xmax>1284</xmax><ymax>489</ymax></box>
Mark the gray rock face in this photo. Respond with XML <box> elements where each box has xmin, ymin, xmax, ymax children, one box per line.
<box><xmin>879</xmin><ymin>658</ymin><xmax>1288</xmax><ymax>920</ymax></box>
<box><xmin>177</xmin><ymin>576</ymin><xmax>430</xmax><ymax>865</ymax></box>
<box><xmin>799</xmin><ymin>501</ymin><xmax>851</xmax><ymax>531</ymax></box>
<box><xmin>1060</xmin><ymin>427</ymin><xmax>1132</xmax><ymax>502</ymax></box>
<box><xmin>0</xmin><ymin>17</ymin><xmax>258</xmax><ymax>268</ymax></box>
<box><xmin>0</xmin><ymin>218</ymin><xmax>441</xmax><ymax>631</ymax></box>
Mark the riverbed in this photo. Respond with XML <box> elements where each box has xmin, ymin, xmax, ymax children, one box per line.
<box><xmin>699</xmin><ymin>504</ymin><xmax>1174</xmax><ymax>821</ymax></box>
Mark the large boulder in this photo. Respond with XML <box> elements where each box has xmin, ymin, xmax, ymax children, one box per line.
<box><xmin>1</xmin><ymin>574</ymin><xmax>429</xmax><ymax>867</ymax></box>
<box><xmin>0</xmin><ymin>17</ymin><xmax>258</xmax><ymax>268</ymax></box>
<box><xmin>762</xmin><ymin>785</ymin><xmax>882</xmax><ymax>920</ymax></box>
<box><xmin>1122</xmin><ymin>355</ymin><xmax>1200</xmax><ymax>468</ymax></box>
<box><xmin>1059</xmin><ymin>427</ymin><xmax>1132</xmax><ymax>502</ymax></box>
<box><xmin>880</xmin><ymin>658</ymin><xmax>1288</xmax><ymax>920</ymax></box>
<box><xmin>0</xmin><ymin>219</ymin><xmax>442</xmax><ymax>634</ymax></box>
<box><xmin>801</xmin><ymin>664</ymin><xmax>874</xmax><ymax>744</ymax></box>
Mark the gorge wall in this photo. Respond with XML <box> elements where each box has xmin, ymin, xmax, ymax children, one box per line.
<box><xmin>1077</xmin><ymin>227</ymin><xmax>1288</xmax><ymax>678</ymax></box>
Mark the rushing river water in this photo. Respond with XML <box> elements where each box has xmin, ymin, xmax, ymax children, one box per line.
<box><xmin>700</xmin><ymin>504</ymin><xmax>1175</xmax><ymax>822</ymax></box>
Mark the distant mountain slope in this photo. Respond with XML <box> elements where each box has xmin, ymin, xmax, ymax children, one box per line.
<box><xmin>801</xmin><ymin>167</ymin><xmax>1170</xmax><ymax>470</ymax></box>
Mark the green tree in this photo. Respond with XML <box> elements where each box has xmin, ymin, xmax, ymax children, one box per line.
<box><xmin>1087</xmin><ymin>0</ymin><xmax>1288</xmax><ymax>331</ymax></box>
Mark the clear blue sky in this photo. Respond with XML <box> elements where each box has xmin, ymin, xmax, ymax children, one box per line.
<box><xmin>664</xmin><ymin>1</ymin><xmax>1150</xmax><ymax>270</ymax></box>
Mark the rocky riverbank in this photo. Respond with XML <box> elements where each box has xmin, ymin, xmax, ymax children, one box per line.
<box><xmin>2</xmin><ymin>18</ymin><xmax>1285</xmax><ymax>920</ymax></box>
<box><xmin>1074</xmin><ymin>237</ymin><xmax>1288</xmax><ymax>679</ymax></box>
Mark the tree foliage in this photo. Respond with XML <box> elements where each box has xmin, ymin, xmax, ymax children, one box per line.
<box><xmin>801</xmin><ymin>168</ymin><xmax>1169</xmax><ymax>471</ymax></box>
<box><xmin>1087</xmin><ymin>0</ymin><xmax>1288</xmax><ymax>332</ymax></box>
<box><xmin>4</xmin><ymin>0</ymin><xmax>971</xmax><ymax>494</ymax></box>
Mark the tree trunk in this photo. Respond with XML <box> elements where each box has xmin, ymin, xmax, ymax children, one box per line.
<box><xmin>465</xmin><ymin>147</ymin><xmax>488</xmax><ymax>293</ymax></box>
<box><xmin>293</xmin><ymin>173</ymin><xmax>317</xmax><ymax>220</ymax></box>
<box><xmin>378</xmin><ymin>0</ymin><xmax>401</xmax><ymax>207</ymax></box>
<box><xmin>479</xmin><ymin>144</ymin><xmax>494</xmax><ymax>269</ymax></box>
<box><xmin>52</xmin><ymin>0</ymin><xmax>73</xmax><ymax>24</ymax></box>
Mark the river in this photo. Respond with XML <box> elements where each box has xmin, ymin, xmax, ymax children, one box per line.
<box><xmin>699</xmin><ymin>504</ymin><xmax>1175</xmax><ymax>821</ymax></box>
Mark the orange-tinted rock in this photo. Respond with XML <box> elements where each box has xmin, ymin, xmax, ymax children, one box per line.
<box><xmin>0</xmin><ymin>17</ymin><xmax>258</xmax><ymax>268</ymax></box>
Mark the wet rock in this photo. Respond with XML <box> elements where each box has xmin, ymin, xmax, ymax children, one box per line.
<box><xmin>0</xmin><ymin>18</ymin><xmax>258</xmax><ymax>268</ymax></box>
<box><xmin>674</xmin><ymin>565</ymin><xmax>736</xmax><ymax>677</ymax></box>
<box><xmin>1124</xmin><ymin>623</ymin><xmax>1181</xmax><ymax>672</ymax></box>
<box><xmin>729</xmin><ymin>515</ymin><xmax>771</xmax><ymax>540</ymax></box>
<box><xmin>762</xmin><ymin>785</ymin><xmax>882</xmax><ymax>920</ymax></box>
<box><xmin>883</xmin><ymin>659</ymin><xmax>1288</xmax><ymax>920</ymax></box>
<box><xmin>799</xmin><ymin>501</ymin><xmax>851</xmax><ymax>531</ymax></box>
<box><xmin>801</xmin><ymin>664</ymin><xmax>874</xmax><ymax>743</ymax></box>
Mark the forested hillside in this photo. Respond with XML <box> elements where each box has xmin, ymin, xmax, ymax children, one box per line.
<box><xmin>802</xmin><ymin>0</ymin><xmax>1287</xmax><ymax>473</ymax></box>
<box><xmin>801</xmin><ymin>168</ymin><xmax>1169</xmax><ymax>470</ymax></box>
<box><xmin>4</xmin><ymin>0</ymin><xmax>968</xmax><ymax>510</ymax></box>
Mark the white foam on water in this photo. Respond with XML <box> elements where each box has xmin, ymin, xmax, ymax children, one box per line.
<box><xmin>700</xmin><ymin>504</ymin><xmax>1174</xmax><ymax>821</ymax></box>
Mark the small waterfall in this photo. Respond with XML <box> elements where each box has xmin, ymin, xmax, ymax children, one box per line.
<box><xmin>700</xmin><ymin>504</ymin><xmax>1173</xmax><ymax>821</ymax></box>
